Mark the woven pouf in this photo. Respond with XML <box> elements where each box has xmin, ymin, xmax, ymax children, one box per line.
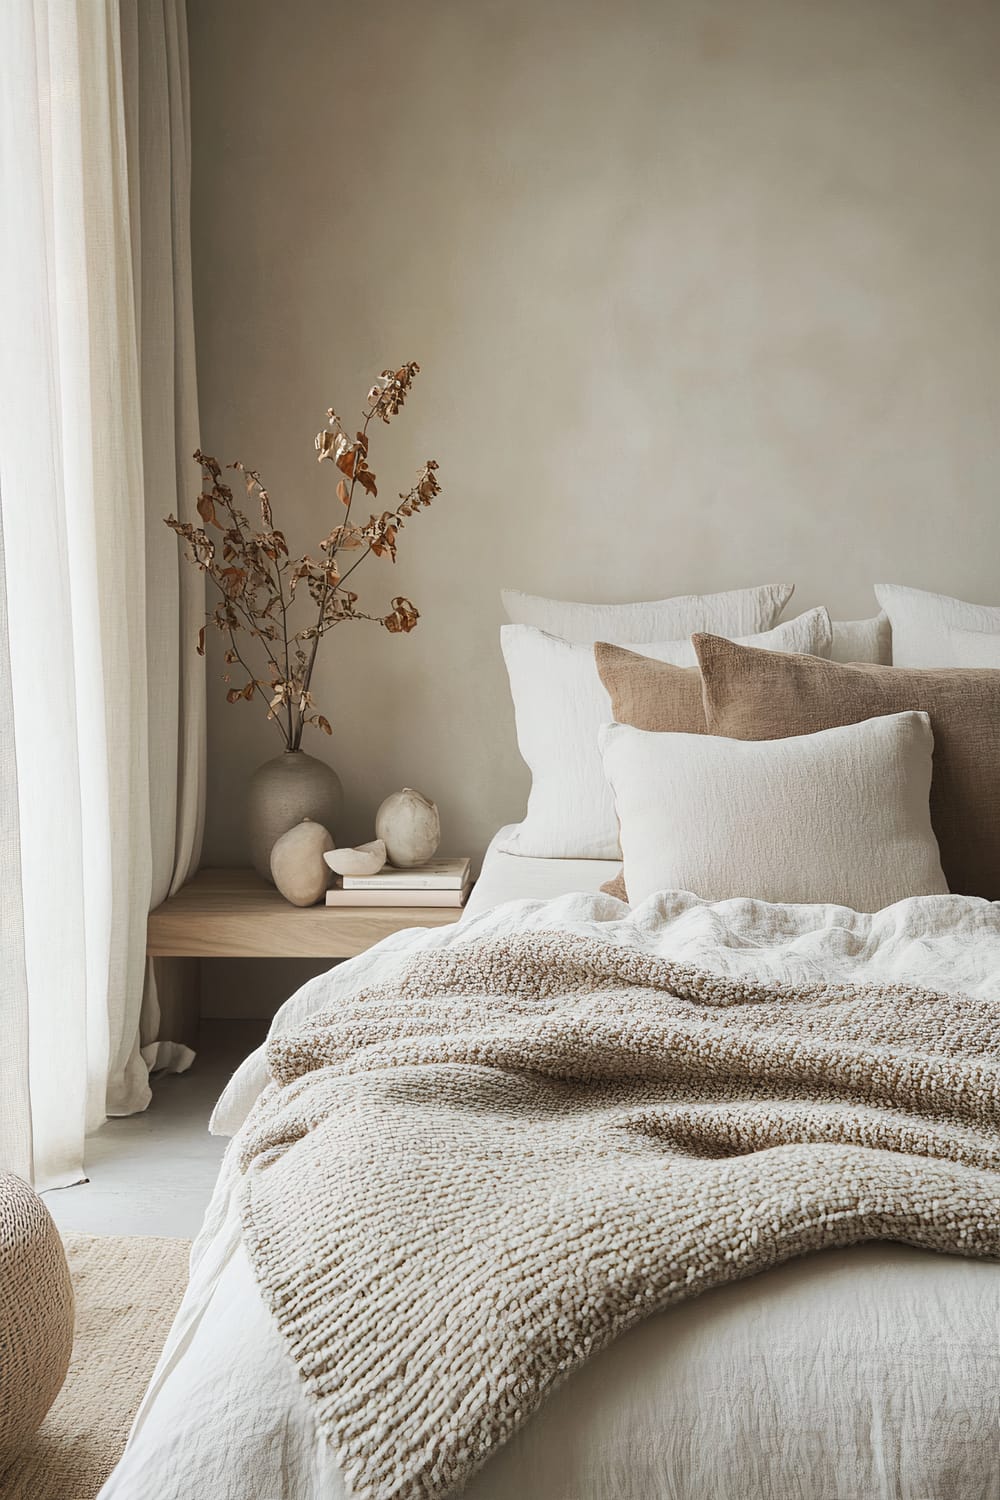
<box><xmin>0</xmin><ymin>1172</ymin><xmax>74</xmax><ymax>1461</ymax></box>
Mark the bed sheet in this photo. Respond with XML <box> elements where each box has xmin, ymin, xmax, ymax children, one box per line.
<box><xmin>462</xmin><ymin>825</ymin><xmax>620</xmax><ymax>918</ymax></box>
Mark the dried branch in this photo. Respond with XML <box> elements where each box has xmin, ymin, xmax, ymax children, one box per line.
<box><xmin>167</xmin><ymin>363</ymin><xmax>440</xmax><ymax>750</ymax></box>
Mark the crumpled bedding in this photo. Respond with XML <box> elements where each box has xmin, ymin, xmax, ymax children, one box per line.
<box><xmin>100</xmin><ymin>889</ymin><xmax>1000</xmax><ymax>1500</ymax></box>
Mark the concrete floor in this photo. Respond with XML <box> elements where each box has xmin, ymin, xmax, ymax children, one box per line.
<box><xmin>43</xmin><ymin>1021</ymin><xmax>268</xmax><ymax>1240</ymax></box>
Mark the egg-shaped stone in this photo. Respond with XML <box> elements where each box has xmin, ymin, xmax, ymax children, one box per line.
<box><xmin>269</xmin><ymin>818</ymin><xmax>335</xmax><ymax>906</ymax></box>
<box><xmin>375</xmin><ymin>788</ymin><xmax>440</xmax><ymax>868</ymax></box>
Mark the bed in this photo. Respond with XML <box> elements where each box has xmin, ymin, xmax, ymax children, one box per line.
<box><xmin>99</xmin><ymin>830</ymin><xmax>1000</xmax><ymax>1500</ymax></box>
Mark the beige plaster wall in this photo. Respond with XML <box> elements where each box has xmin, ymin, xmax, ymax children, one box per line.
<box><xmin>189</xmin><ymin>0</ymin><xmax>1000</xmax><ymax>890</ymax></box>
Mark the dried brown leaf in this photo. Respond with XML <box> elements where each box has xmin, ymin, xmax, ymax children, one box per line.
<box><xmin>320</xmin><ymin>524</ymin><xmax>363</xmax><ymax>552</ymax></box>
<box><xmin>219</xmin><ymin>566</ymin><xmax>245</xmax><ymax>597</ymax></box>
<box><xmin>335</xmin><ymin>440</ymin><xmax>357</xmax><ymax>479</ymax></box>
<box><xmin>355</xmin><ymin>465</ymin><xmax>378</xmax><ymax>498</ymax></box>
<box><xmin>315</xmin><ymin>430</ymin><xmax>339</xmax><ymax>463</ymax></box>
<box><xmin>197</xmin><ymin>492</ymin><xmax>219</xmax><ymax>528</ymax></box>
<box><xmin>367</xmin><ymin>362</ymin><xmax>421</xmax><ymax>423</ymax></box>
<box><xmin>194</xmin><ymin>450</ymin><xmax>222</xmax><ymax>480</ymax></box>
<box><xmin>383</xmin><ymin>596</ymin><xmax>419</xmax><ymax>633</ymax></box>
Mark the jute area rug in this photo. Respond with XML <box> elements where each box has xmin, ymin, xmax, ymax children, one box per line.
<box><xmin>0</xmin><ymin>1233</ymin><xmax>191</xmax><ymax>1500</ymax></box>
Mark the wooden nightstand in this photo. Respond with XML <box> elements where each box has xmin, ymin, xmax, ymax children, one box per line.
<box><xmin>147</xmin><ymin>868</ymin><xmax>465</xmax><ymax>960</ymax></box>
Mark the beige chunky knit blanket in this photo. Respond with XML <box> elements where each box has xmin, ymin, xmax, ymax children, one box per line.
<box><xmin>238</xmin><ymin>931</ymin><xmax>1000</xmax><ymax>1500</ymax></box>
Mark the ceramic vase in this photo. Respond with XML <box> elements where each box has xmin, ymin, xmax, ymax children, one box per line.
<box><xmin>248</xmin><ymin>751</ymin><xmax>343</xmax><ymax>883</ymax></box>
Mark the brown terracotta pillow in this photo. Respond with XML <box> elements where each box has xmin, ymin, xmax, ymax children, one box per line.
<box><xmin>693</xmin><ymin>633</ymin><xmax>1000</xmax><ymax>901</ymax></box>
<box><xmin>594</xmin><ymin>642</ymin><xmax>708</xmax><ymax>736</ymax></box>
<box><xmin>594</xmin><ymin>643</ymin><xmax>710</xmax><ymax>905</ymax></box>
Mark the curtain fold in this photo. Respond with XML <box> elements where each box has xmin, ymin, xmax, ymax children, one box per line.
<box><xmin>0</xmin><ymin>0</ymin><xmax>204</xmax><ymax>1187</ymax></box>
<box><xmin>121</xmin><ymin>0</ymin><xmax>206</xmax><ymax>1080</ymax></box>
<box><xmin>0</xmin><ymin>503</ymin><xmax>33</xmax><ymax>1186</ymax></box>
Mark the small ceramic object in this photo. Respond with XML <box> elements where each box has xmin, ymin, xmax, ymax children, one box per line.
<box><xmin>269</xmin><ymin>818</ymin><xmax>335</xmax><ymax>906</ymax></box>
<box><xmin>323</xmin><ymin>840</ymin><xmax>387</xmax><ymax>878</ymax></box>
<box><xmin>248</xmin><ymin>751</ymin><xmax>343</xmax><ymax>883</ymax></box>
<box><xmin>375</xmin><ymin>788</ymin><xmax>440</xmax><ymax>868</ymax></box>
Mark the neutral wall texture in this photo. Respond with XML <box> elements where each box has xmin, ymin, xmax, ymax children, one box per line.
<box><xmin>189</xmin><ymin>0</ymin><xmax>1000</xmax><ymax>878</ymax></box>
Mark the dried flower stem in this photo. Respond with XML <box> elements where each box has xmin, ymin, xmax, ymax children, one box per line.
<box><xmin>295</xmin><ymin>400</ymin><xmax>377</xmax><ymax>747</ymax></box>
<box><xmin>211</xmin><ymin>478</ymin><xmax>290</xmax><ymax>689</ymax></box>
<box><xmin>225</xmin><ymin>626</ymin><xmax>286</xmax><ymax>745</ymax></box>
<box><xmin>273</xmin><ymin>549</ymin><xmax>295</xmax><ymax>746</ymax></box>
<box><xmin>166</xmin><ymin>362</ymin><xmax>437</xmax><ymax>750</ymax></box>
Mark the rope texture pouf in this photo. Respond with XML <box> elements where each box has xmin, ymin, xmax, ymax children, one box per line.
<box><xmin>0</xmin><ymin>1172</ymin><xmax>74</xmax><ymax>1463</ymax></box>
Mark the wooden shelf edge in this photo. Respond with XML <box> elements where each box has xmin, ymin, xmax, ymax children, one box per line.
<box><xmin>147</xmin><ymin>867</ymin><xmax>466</xmax><ymax>959</ymax></box>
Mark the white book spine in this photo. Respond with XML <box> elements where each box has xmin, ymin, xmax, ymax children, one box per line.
<box><xmin>342</xmin><ymin>879</ymin><xmax>464</xmax><ymax>891</ymax></box>
<box><xmin>343</xmin><ymin>862</ymin><xmax>470</xmax><ymax>891</ymax></box>
<box><xmin>325</xmin><ymin>884</ymin><xmax>470</xmax><ymax>908</ymax></box>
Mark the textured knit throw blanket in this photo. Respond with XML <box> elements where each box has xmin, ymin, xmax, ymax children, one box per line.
<box><xmin>237</xmin><ymin>931</ymin><xmax>1000</xmax><ymax>1500</ymax></box>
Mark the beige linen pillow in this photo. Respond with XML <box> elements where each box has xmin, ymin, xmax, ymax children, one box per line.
<box><xmin>599</xmin><ymin>714</ymin><xmax>947</xmax><ymax>911</ymax></box>
<box><xmin>694</xmin><ymin>633</ymin><xmax>1000</xmax><ymax>901</ymax></box>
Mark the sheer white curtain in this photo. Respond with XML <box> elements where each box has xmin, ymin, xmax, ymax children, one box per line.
<box><xmin>0</xmin><ymin>0</ymin><xmax>204</xmax><ymax>1190</ymax></box>
<box><xmin>122</xmin><ymin>0</ymin><xmax>207</xmax><ymax>1074</ymax></box>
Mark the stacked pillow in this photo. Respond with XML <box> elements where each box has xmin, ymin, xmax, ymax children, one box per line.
<box><xmin>500</xmin><ymin>582</ymin><xmax>1000</xmax><ymax>913</ymax></box>
<box><xmin>504</xmin><ymin>583</ymin><xmax>891</xmax><ymax>662</ymax></box>
<box><xmin>499</xmin><ymin>608</ymin><xmax>831</xmax><ymax>859</ymax></box>
<box><xmin>501</xmin><ymin>583</ymin><xmax>795</xmax><ymax>644</ymax></box>
<box><xmin>692</xmin><ymin>635</ymin><xmax>1000</xmax><ymax>901</ymax></box>
<box><xmin>599</xmin><ymin>636</ymin><xmax>1000</xmax><ymax>908</ymax></box>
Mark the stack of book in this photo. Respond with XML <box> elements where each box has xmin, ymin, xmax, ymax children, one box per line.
<box><xmin>325</xmin><ymin>857</ymin><xmax>472</xmax><ymax>907</ymax></box>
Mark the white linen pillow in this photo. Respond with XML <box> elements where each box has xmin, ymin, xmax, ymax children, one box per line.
<box><xmin>830</xmin><ymin>613</ymin><xmax>891</xmax><ymax>664</ymax></box>
<box><xmin>942</xmin><ymin>627</ymin><xmax>1000</xmax><ymax>668</ymax></box>
<box><xmin>501</xmin><ymin>583</ymin><xmax>793</xmax><ymax>645</ymax></box>
<box><xmin>875</xmin><ymin>584</ymin><xmax>1000</xmax><ymax>667</ymax></box>
<box><xmin>499</xmin><ymin>607</ymin><xmax>832</xmax><ymax>861</ymax></box>
<box><xmin>600</xmin><ymin>712</ymin><xmax>947</xmax><ymax>911</ymax></box>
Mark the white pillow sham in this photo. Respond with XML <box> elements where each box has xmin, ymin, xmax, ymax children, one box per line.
<box><xmin>501</xmin><ymin>583</ymin><xmax>793</xmax><ymax>645</ymax></box>
<box><xmin>829</xmin><ymin>613</ymin><xmax>891</xmax><ymax>664</ymax></box>
<box><xmin>942</xmin><ymin>626</ymin><xmax>1000</xmax><ymax>668</ymax></box>
<box><xmin>600</xmin><ymin>711</ymin><xmax>947</xmax><ymax>911</ymax></box>
<box><xmin>499</xmin><ymin>607</ymin><xmax>833</xmax><ymax>861</ymax></box>
<box><xmin>875</xmin><ymin>584</ymin><xmax>1000</xmax><ymax>667</ymax></box>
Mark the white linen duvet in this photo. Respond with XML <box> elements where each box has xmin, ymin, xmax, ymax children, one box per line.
<box><xmin>100</xmin><ymin>888</ymin><xmax>1000</xmax><ymax>1500</ymax></box>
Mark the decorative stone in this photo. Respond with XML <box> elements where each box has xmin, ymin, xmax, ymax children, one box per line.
<box><xmin>323</xmin><ymin>840</ymin><xmax>387</xmax><ymax>878</ymax></box>
<box><xmin>375</xmin><ymin>788</ymin><xmax>441</xmax><ymax>868</ymax></box>
<box><xmin>248</xmin><ymin>751</ymin><xmax>343</xmax><ymax>882</ymax></box>
<box><xmin>269</xmin><ymin>818</ymin><xmax>335</xmax><ymax>906</ymax></box>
